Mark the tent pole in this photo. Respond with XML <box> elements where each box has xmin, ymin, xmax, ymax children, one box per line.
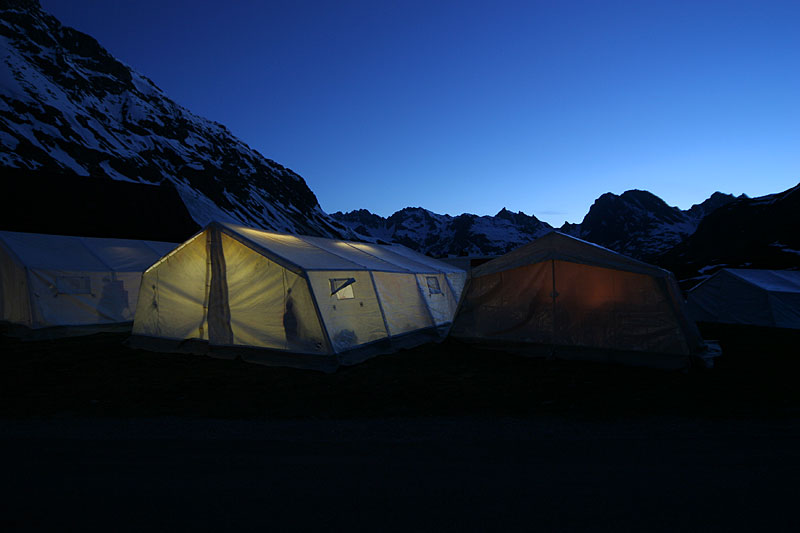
<box><xmin>413</xmin><ymin>274</ymin><xmax>440</xmax><ymax>329</ymax></box>
<box><xmin>199</xmin><ymin>229</ymin><xmax>211</xmax><ymax>340</ymax></box>
<box><xmin>24</xmin><ymin>266</ymin><xmax>35</xmax><ymax>328</ymax></box>
<box><xmin>368</xmin><ymin>271</ymin><xmax>392</xmax><ymax>339</ymax></box>
<box><xmin>303</xmin><ymin>271</ymin><xmax>335</xmax><ymax>355</ymax></box>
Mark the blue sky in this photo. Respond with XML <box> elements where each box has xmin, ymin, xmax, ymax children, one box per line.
<box><xmin>42</xmin><ymin>0</ymin><xmax>800</xmax><ymax>225</ymax></box>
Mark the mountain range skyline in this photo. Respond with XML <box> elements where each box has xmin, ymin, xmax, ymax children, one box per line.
<box><xmin>37</xmin><ymin>0</ymin><xmax>800</xmax><ymax>226</ymax></box>
<box><xmin>1</xmin><ymin>0</ymin><xmax>798</xmax><ymax>286</ymax></box>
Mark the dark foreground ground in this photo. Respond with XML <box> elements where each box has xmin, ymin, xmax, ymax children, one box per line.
<box><xmin>2</xmin><ymin>330</ymin><xmax>800</xmax><ymax>531</ymax></box>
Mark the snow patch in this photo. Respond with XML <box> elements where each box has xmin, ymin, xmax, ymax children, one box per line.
<box><xmin>769</xmin><ymin>242</ymin><xmax>800</xmax><ymax>256</ymax></box>
<box><xmin>698</xmin><ymin>264</ymin><xmax>727</xmax><ymax>274</ymax></box>
<box><xmin>174</xmin><ymin>180</ymin><xmax>239</xmax><ymax>227</ymax></box>
<box><xmin>0</xmin><ymin>130</ymin><xmax>19</xmax><ymax>149</ymax></box>
<box><xmin>99</xmin><ymin>160</ymin><xmax>137</xmax><ymax>182</ymax></box>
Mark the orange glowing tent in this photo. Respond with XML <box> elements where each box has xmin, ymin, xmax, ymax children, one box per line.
<box><xmin>451</xmin><ymin>232</ymin><xmax>704</xmax><ymax>369</ymax></box>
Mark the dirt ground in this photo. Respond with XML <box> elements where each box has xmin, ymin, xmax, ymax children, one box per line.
<box><xmin>1</xmin><ymin>331</ymin><xmax>799</xmax><ymax>420</ymax></box>
<box><xmin>2</xmin><ymin>331</ymin><xmax>800</xmax><ymax>531</ymax></box>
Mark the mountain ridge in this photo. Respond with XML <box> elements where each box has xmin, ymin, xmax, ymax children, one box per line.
<box><xmin>1</xmin><ymin>1</ymin><xmax>797</xmax><ymax>280</ymax></box>
<box><xmin>332</xmin><ymin>189</ymin><xmax>741</xmax><ymax>258</ymax></box>
<box><xmin>0</xmin><ymin>0</ymin><xmax>349</xmax><ymax>238</ymax></box>
<box><xmin>656</xmin><ymin>183</ymin><xmax>800</xmax><ymax>287</ymax></box>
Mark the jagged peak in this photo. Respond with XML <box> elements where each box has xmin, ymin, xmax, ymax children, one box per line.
<box><xmin>495</xmin><ymin>207</ymin><xmax>522</xmax><ymax>219</ymax></box>
<box><xmin>387</xmin><ymin>206</ymin><xmax>447</xmax><ymax>222</ymax></box>
<box><xmin>687</xmin><ymin>191</ymin><xmax>738</xmax><ymax>217</ymax></box>
<box><xmin>394</xmin><ymin>206</ymin><xmax>431</xmax><ymax>214</ymax></box>
<box><xmin>334</xmin><ymin>208</ymin><xmax>379</xmax><ymax>217</ymax></box>
<box><xmin>0</xmin><ymin>1</ymin><xmax>344</xmax><ymax>238</ymax></box>
<box><xmin>593</xmin><ymin>189</ymin><xmax>665</xmax><ymax>204</ymax></box>
<box><xmin>619</xmin><ymin>189</ymin><xmax>673</xmax><ymax>208</ymax></box>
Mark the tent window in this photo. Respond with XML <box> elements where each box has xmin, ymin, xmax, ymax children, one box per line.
<box><xmin>426</xmin><ymin>276</ymin><xmax>442</xmax><ymax>295</ymax></box>
<box><xmin>56</xmin><ymin>276</ymin><xmax>92</xmax><ymax>295</ymax></box>
<box><xmin>330</xmin><ymin>278</ymin><xmax>356</xmax><ymax>300</ymax></box>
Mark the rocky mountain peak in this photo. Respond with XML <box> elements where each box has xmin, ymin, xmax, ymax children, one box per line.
<box><xmin>562</xmin><ymin>188</ymin><xmax>734</xmax><ymax>260</ymax></box>
<box><xmin>686</xmin><ymin>191</ymin><xmax>740</xmax><ymax>220</ymax></box>
<box><xmin>332</xmin><ymin>206</ymin><xmax>551</xmax><ymax>257</ymax></box>
<box><xmin>0</xmin><ymin>1</ymin><xmax>347</xmax><ymax>238</ymax></box>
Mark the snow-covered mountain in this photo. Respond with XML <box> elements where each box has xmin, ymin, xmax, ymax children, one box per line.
<box><xmin>2</xmin><ymin>1</ymin><xmax>792</xmax><ymax>273</ymax></box>
<box><xmin>0</xmin><ymin>0</ymin><xmax>348</xmax><ymax>237</ymax></box>
<box><xmin>657</xmin><ymin>183</ymin><xmax>800</xmax><ymax>287</ymax></box>
<box><xmin>333</xmin><ymin>192</ymin><xmax>737</xmax><ymax>258</ymax></box>
<box><xmin>558</xmin><ymin>190</ymin><xmax>740</xmax><ymax>260</ymax></box>
<box><xmin>332</xmin><ymin>207</ymin><xmax>553</xmax><ymax>256</ymax></box>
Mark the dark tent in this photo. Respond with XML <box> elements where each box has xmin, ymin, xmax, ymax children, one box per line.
<box><xmin>451</xmin><ymin>232</ymin><xmax>704</xmax><ymax>369</ymax></box>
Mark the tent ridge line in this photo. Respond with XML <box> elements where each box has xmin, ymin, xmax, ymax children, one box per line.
<box><xmin>214</xmin><ymin>222</ymin><xmax>305</xmax><ymax>275</ymax></box>
<box><xmin>303</xmin><ymin>267</ymin><xmax>442</xmax><ymax>274</ymax></box>
<box><xmin>292</xmin><ymin>233</ymin><xmax>383</xmax><ymax>271</ymax></box>
<box><xmin>476</xmin><ymin>254</ymin><xmax>668</xmax><ymax>279</ymax></box>
<box><xmin>341</xmin><ymin>242</ymin><xmax>415</xmax><ymax>274</ymax></box>
<box><xmin>144</xmin><ymin>227</ymin><xmax>208</xmax><ymax>274</ymax></box>
<box><xmin>355</xmin><ymin>242</ymin><xmax>453</xmax><ymax>275</ymax></box>
<box><xmin>141</xmin><ymin>239</ymin><xmax>174</xmax><ymax>257</ymax></box>
<box><xmin>76</xmin><ymin>236</ymin><xmax>116</xmax><ymax>272</ymax></box>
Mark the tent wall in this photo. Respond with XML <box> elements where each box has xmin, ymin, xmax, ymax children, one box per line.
<box><xmin>1</xmin><ymin>231</ymin><xmax>177</xmax><ymax>332</ymax></box>
<box><xmin>453</xmin><ymin>259</ymin><xmax>693</xmax><ymax>356</ymax></box>
<box><xmin>661</xmin><ymin>275</ymin><xmax>705</xmax><ymax>352</ymax></box>
<box><xmin>445</xmin><ymin>272</ymin><xmax>467</xmax><ymax>301</ymax></box>
<box><xmin>768</xmin><ymin>293</ymin><xmax>800</xmax><ymax>329</ymax></box>
<box><xmin>552</xmin><ymin>260</ymin><xmax>690</xmax><ymax>354</ymax></box>
<box><xmin>307</xmin><ymin>270</ymin><xmax>388</xmax><ymax>352</ymax></box>
<box><xmin>26</xmin><ymin>269</ymin><xmax>141</xmax><ymax>328</ymax></box>
<box><xmin>0</xmin><ymin>242</ymin><xmax>31</xmax><ymax>327</ymax></box>
<box><xmin>131</xmin><ymin>222</ymin><xmax>467</xmax><ymax>368</ymax></box>
<box><xmin>133</xmin><ymin>228</ymin><xmax>329</xmax><ymax>355</ymax></box>
<box><xmin>219</xmin><ymin>232</ymin><xmax>326</xmax><ymax>353</ymax></box>
<box><xmin>687</xmin><ymin>270</ymin><xmax>800</xmax><ymax>329</ymax></box>
<box><xmin>451</xmin><ymin>261</ymin><xmax>554</xmax><ymax>344</ymax></box>
<box><xmin>687</xmin><ymin>271</ymin><xmax>773</xmax><ymax>326</ymax></box>
<box><xmin>415</xmin><ymin>272</ymin><xmax>461</xmax><ymax>327</ymax></box>
<box><xmin>133</xmin><ymin>232</ymin><xmax>210</xmax><ymax>340</ymax></box>
<box><xmin>372</xmin><ymin>272</ymin><xmax>435</xmax><ymax>336</ymax></box>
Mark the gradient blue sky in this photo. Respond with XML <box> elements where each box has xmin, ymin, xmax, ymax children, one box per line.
<box><xmin>42</xmin><ymin>0</ymin><xmax>800</xmax><ymax>225</ymax></box>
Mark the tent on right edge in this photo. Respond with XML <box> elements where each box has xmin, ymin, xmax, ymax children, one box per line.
<box><xmin>450</xmin><ymin>231</ymin><xmax>707</xmax><ymax>370</ymax></box>
<box><xmin>686</xmin><ymin>268</ymin><xmax>800</xmax><ymax>330</ymax></box>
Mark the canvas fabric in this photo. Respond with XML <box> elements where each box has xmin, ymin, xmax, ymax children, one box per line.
<box><xmin>0</xmin><ymin>230</ymin><xmax>176</xmax><ymax>330</ymax></box>
<box><xmin>453</xmin><ymin>233</ymin><xmax>702</xmax><ymax>357</ymax></box>
<box><xmin>132</xmin><ymin>223</ymin><xmax>468</xmax><ymax>361</ymax></box>
<box><xmin>687</xmin><ymin>268</ymin><xmax>800</xmax><ymax>329</ymax></box>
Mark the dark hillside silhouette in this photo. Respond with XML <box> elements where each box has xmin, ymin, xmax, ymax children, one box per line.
<box><xmin>0</xmin><ymin>168</ymin><xmax>199</xmax><ymax>242</ymax></box>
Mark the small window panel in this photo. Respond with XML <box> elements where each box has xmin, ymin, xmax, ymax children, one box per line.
<box><xmin>426</xmin><ymin>276</ymin><xmax>442</xmax><ymax>295</ymax></box>
<box><xmin>56</xmin><ymin>276</ymin><xmax>92</xmax><ymax>295</ymax></box>
<box><xmin>330</xmin><ymin>278</ymin><xmax>356</xmax><ymax>300</ymax></box>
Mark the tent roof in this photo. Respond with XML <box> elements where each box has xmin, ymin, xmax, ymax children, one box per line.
<box><xmin>712</xmin><ymin>268</ymin><xmax>800</xmax><ymax>294</ymax></box>
<box><xmin>218</xmin><ymin>222</ymin><xmax>463</xmax><ymax>275</ymax></box>
<box><xmin>0</xmin><ymin>230</ymin><xmax>177</xmax><ymax>272</ymax></box>
<box><xmin>471</xmin><ymin>231</ymin><xmax>670</xmax><ymax>278</ymax></box>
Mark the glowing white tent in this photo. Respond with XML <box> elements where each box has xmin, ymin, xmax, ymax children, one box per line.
<box><xmin>451</xmin><ymin>232</ymin><xmax>704</xmax><ymax>369</ymax></box>
<box><xmin>0</xmin><ymin>230</ymin><xmax>176</xmax><ymax>336</ymax></box>
<box><xmin>687</xmin><ymin>268</ymin><xmax>800</xmax><ymax>329</ymax></box>
<box><xmin>131</xmin><ymin>222</ymin><xmax>466</xmax><ymax>370</ymax></box>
